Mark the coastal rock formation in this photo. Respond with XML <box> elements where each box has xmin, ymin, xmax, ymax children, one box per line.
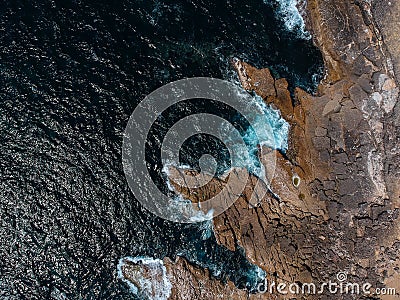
<box><xmin>120</xmin><ymin>0</ymin><xmax>400</xmax><ymax>298</ymax></box>
<box><xmin>236</xmin><ymin>0</ymin><xmax>400</xmax><ymax>293</ymax></box>
<box><xmin>118</xmin><ymin>257</ymin><xmax>172</xmax><ymax>299</ymax></box>
<box><xmin>164</xmin><ymin>257</ymin><xmax>253</xmax><ymax>300</ymax></box>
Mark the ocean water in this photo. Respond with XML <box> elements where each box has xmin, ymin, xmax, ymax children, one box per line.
<box><xmin>0</xmin><ymin>0</ymin><xmax>324</xmax><ymax>299</ymax></box>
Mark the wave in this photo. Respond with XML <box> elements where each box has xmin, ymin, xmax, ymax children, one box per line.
<box><xmin>221</xmin><ymin>92</ymin><xmax>289</xmax><ymax>175</ymax></box>
<box><xmin>265</xmin><ymin>0</ymin><xmax>311</xmax><ymax>39</ymax></box>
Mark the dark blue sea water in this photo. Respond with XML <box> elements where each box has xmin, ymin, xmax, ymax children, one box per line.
<box><xmin>0</xmin><ymin>0</ymin><xmax>323</xmax><ymax>298</ymax></box>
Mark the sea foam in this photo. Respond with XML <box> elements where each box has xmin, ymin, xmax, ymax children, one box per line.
<box><xmin>222</xmin><ymin>93</ymin><xmax>289</xmax><ymax>175</ymax></box>
<box><xmin>265</xmin><ymin>0</ymin><xmax>311</xmax><ymax>39</ymax></box>
<box><xmin>117</xmin><ymin>256</ymin><xmax>172</xmax><ymax>300</ymax></box>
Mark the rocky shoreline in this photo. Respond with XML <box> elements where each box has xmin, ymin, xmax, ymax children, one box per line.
<box><xmin>121</xmin><ymin>1</ymin><xmax>400</xmax><ymax>298</ymax></box>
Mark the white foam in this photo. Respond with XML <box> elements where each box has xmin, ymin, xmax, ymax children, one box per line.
<box><xmin>117</xmin><ymin>256</ymin><xmax>172</xmax><ymax>300</ymax></box>
<box><xmin>169</xmin><ymin>192</ymin><xmax>215</xmax><ymax>222</ymax></box>
<box><xmin>223</xmin><ymin>94</ymin><xmax>289</xmax><ymax>174</ymax></box>
<box><xmin>265</xmin><ymin>0</ymin><xmax>311</xmax><ymax>39</ymax></box>
<box><xmin>162</xmin><ymin>162</ymin><xmax>216</xmax><ymax>222</ymax></box>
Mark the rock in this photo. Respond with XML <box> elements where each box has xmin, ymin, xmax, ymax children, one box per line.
<box><xmin>322</xmin><ymin>99</ymin><xmax>341</xmax><ymax>116</ymax></box>
<box><xmin>371</xmin><ymin>92</ymin><xmax>383</xmax><ymax>106</ymax></box>
<box><xmin>357</xmin><ymin>75</ymin><xmax>374</xmax><ymax>93</ymax></box>
<box><xmin>382</xmin><ymin>77</ymin><xmax>396</xmax><ymax>91</ymax></box>
<box><xmin>323</xmin><ymin>180</ymin><xmax>336</xmax><ymax>190</ymax></box>
<box><xmin>118</xmin><ymin>257</ymin><xmax>172</xmax><ymax>300</ymax></box>
<box><xmin>232</xmin><ymin>60</ymin><xmax>298</xmax><ymax>124</ymax></box>
<box><xmin>334</xmin><ymin>152</ymin><xmax>348</xmax><ymax>164</ymax></box>
<box><xmin>164</xmin><ymin>258</ymin><xmax>252</xmax><ymax>300</ymax></box>
<box><xmin>353</xmin><ymin>55</ymin><xmax>373</xmax><ymax>76</ymax></box>
<box><xmin>315</xmin><ymin>126</ymin><xmax>327</xmax><ymax>137</ymax></box>
<box><xmin>341</xmin><ymin>101</ymin><xmax>363</xmax><ymax>131</ymax></box>
<box><xmin>312</xmin><ymin>136</ymin><xmax>331</xmax><ymax>151</ymax></box>
<box><xmin>232</xmin><ymin>59</ymin><xmax>276</xmax><ymax>99</ymax></box>
<box><xmin>168</xmin><ymin>145</ymin><xmax>328</xmax><ymax>297</ymax></box>
<box><xmin>272</xmin><ymin>78</ymin><xmax>294</xmax><ymax>120</ymax></box>
<box><xmin>349</xmin><ymin>84</ymin><xmax>368</xmax><ymax>109</ymax></box>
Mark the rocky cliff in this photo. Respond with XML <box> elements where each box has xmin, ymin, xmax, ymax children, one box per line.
<box><xmin>121</xmin><ymin>0</ymin><xmax>400</xmax><ymax>298</ymax></box>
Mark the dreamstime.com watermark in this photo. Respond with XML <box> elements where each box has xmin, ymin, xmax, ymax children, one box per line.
<box><xmin>257</xmin><ymin>272</ymin><xmax>397</xmax><ymax>296</ymax></box>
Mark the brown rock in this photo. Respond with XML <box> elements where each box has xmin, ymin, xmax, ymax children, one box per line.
<box><xmin>164</xmin><ymin>258</ymin><xmax>273</xmax><ymax>300</ymax></box>
<box><xmin>315</xmin><ymin>127</ymin><xmax>327</xmax><ymax>137</ymax></box>
<box><xmin>163</xmin><ymin>0</ymin><xmax>400</xmax><ymax>298</ymax></box>
<box><xmin>270</xmin><ymin>78</ymin><xmax>294</xmax><ymax>121</ymax></box>
<box><xmin>118</xmin><ymin>257</ymin><xmax>172</xmax><ymax>300</ymax></box>
<box><xmin>322</xmin><ymin>99</ymin><xmax>341</xmax><ymax>116</ymax></box>
<box><xmin>233</xmin><ymin>59</ymin><xmax>276</xmax><ymax>99</ymax></box>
